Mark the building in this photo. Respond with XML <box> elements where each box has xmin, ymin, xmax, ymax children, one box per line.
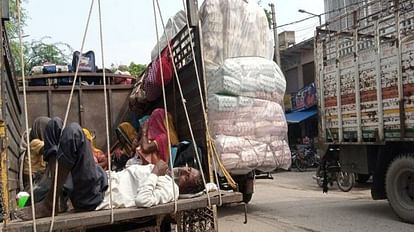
<box><xmin>324</xmin><ymin>0</ymin><xmax>390</xmax><ymax>31</ymax></box>
<box><xmin>280</xmin><ymin>34</ymin><xmax>318</xmax><ymax>145</ymax></box>
<box><xmin>324</xmin><ymin>0</ymin><xmax>365</xmax><ymax>31</ymax></box>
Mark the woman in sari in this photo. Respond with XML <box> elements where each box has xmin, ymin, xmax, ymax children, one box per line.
<box><xmin>138</xmin><ymin>108</ymin><xmax>179</xmax><ymax>164</ymax></box>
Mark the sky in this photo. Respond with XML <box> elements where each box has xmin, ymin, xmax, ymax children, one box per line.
<box><xmin>23</xmin><ymin>0</ymin><xmax>324</xmax><ymax>67</ymax></box>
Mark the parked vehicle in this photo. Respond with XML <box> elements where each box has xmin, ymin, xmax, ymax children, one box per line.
<box><xmin>313</xmin><ymin>148</ymin><xmax>355</xmax><ymax>192</ymax></box>
<box><xmin>291</xmin><ymin>144</ymin><xmax>319</xmax><ymax>172</ymax></box>
<box><xmin>315</xmin><ymin>0</ymin><xmax>414</xmax><ymax>223</ymax></box>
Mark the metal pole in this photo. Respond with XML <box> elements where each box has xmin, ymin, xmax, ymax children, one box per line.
<box><xmin>269</xmin><ymin>3</ymin><xmax>280</xmax><ymax>65</ymax></box>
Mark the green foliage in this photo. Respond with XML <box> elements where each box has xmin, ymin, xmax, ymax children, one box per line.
<box><xmin>110</xmin><ymin>62</ymin><xmax>146</xmax><ymax>77</ymax></box>
<box><xmin>12</xmin><ymin>37</ymin><xmax>73</xmax><ymax>75</ymax></box>
<box><xmin>257</xmin><ymin>0</ymin><xmax>272</xmax><ymax>29</ymax></box>
<box><xmin>5</xmin><ymin>0</ymin><xmax>27</xmax><ymax>40</ymax></box>
<box><xmin>128</xmin><ymin>62</ymin><xmax>146</xmax><ymax>77</ymax></box>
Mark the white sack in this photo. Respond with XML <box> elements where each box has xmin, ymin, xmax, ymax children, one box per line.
<box><xmin>200</xmin><ymin>0</ymin><xmax>274</xmax><ymax>72</ymax></box>
<box><xmin>208</xmin><ymin>95</ymin><xmax>288</xmax><ymax>142</ymax></box>
<box><xmin>215</xmin><ymin>135</ymin><xmax>291</xmax><ymax>175</ymax></box>
<box><xmin>208</xmin><ymin>57</ymin><xmax>286</xmax><ymax>103</ymax></box>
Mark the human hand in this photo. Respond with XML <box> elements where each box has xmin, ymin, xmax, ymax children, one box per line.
<box><xmin>143</xmin><ymin>121</ymin><xmax>149</xmax><ymax>136</ymax></box>
<box><xmin>151</xmin><ymin>160</ymin><xmax>168</xmax><ymax>176</ymax></box>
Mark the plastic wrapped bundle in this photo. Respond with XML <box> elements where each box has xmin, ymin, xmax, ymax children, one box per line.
<box><xmin>151</xmin><ymin>10</ymin><xmax>186</xmax><ymax>61</ymax></box>
<box><xmin>208</xmin><ymin>95</ymin><xmax>288</xmax><ymax>142</ymax></box>
<box><xmin>208</xmin><ymin>57</ymin><xmax>286</xmax><ymax>103</ymax></box>
<box><xmin>215</xmin><ymin>135</ymin><xmax>291</xmax><ymax>175</ymax></box>
<box><xmin>200</xmin><ymin>0</ymin><xmax>274</xmax><ymax>72</ymax></box>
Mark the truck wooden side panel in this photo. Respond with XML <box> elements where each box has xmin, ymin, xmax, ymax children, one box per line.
<box><xmin>0</xmin><ymin>20</ymin><xmax>22</xmax><ymax>221</ymax></box>
<box><xmin>316</xmin><ymin>2</ymin><xmax>414</xmax><ymax>144</ymax></box>
<box><xmin>22</xmin><ymin>81</ymin><xmax>133</xmax><ymax>149</ymax></box>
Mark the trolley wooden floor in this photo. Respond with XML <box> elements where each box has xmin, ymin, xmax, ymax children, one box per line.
<box><xmin>3</xmin><ymin>192</ymin><xmax>242</xmax><ymax>231</ymax></box>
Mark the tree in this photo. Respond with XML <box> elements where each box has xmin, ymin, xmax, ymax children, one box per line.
<box><xmin>257</xmin><ymin>0</ymin><xmax>272</xmax><ymax>29</ymax></box>
<box><xmin>6</xmin><ymin>0</ymin><xmax>73</xmax><ymax>75</ymax></box>
<box><xmin>128</xmin><ymin>62</ymin><xmax>146</xmax><ymax>77</ymax></box>
<box><xmin>110</xmin><ymin>62</ymin><xmax>147</xmax><ymax>78</ymax></box>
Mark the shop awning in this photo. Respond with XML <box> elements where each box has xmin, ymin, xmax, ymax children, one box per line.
<box><xmin>285</xmin><ymin>109</ymin><xmax>317</xmax><ymax>124</ymax></box>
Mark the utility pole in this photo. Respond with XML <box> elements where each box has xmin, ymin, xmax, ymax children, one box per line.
<box><xmin>269</xmin><ymin>3</ymin><xmax>280</xmax><ymax>66</ymax></box>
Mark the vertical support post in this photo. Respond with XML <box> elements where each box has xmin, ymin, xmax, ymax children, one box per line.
<box><xmin>394</xmin><ymin>0</ymin><xmax>405</xmax><ymax>139</ymax></box>
<box><xmin>186</xmin><ymin>0</ymin><xmax>198</xmax><ymax>27</ymax></box>
<box><xmin>353</xmin><ymin>12</ymin><xmax>363</xmax><ymax>143</ymax></box>
<box><xmin>269</xmin><ymin>3</ymin><xmax>280</xmax><ymax>65</ymax></box>
<box><xmin>315</xmin><ymin>33</ymin><xmax>326</xmax><ymax>142</ymax></box>
<box><xmin>336</xmin><ymin>36</ymin><xmax>344</xmax><ymax>142</ymax></box>
<box><xmin>375</xmin><ymin>20</ymin><xmax>384</xmax><ymax>141</ymax></box>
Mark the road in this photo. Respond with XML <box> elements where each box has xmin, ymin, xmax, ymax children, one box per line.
<box><xmin>218</xmin><ymin>170</ymin><xmax>414</xmax><ymax>232</ymax></box>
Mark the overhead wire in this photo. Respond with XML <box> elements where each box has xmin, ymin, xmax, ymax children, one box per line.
<box><xmin>277</xmin><ymin>0</ymin><xmax>379</xmax><ymax>29</ymax></box>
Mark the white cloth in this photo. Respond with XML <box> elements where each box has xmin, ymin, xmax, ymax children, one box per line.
<box><xmin>96</xmin><ymin>164</ymin><xmax>179</xmax><ymax>210</ymax></box>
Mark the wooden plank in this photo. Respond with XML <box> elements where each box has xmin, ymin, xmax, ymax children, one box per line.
<box><xmin>21</xmin><ymin>84</ymin><xmax>133</xmax><ymax>92</ymax></box>
<box><xmin>4</xmin><ymin>192</ymin><xmax>242</xmax><ymax>232</ymax></box>
<box><xmin>21</xmin><ymin>72</ymin><xmax>133</xmax><ymax>81</ymax></box>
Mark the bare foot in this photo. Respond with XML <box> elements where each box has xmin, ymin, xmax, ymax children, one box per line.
<box><xmin>16</xmin><ymin>201</ymin><xmax>53</xmax><ymax>221</ymax></box>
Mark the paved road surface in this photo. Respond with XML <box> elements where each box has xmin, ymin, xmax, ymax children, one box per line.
<box><xmin>218</xmin><ymin>170</ymin><xmax>414</xmax><ymax>232</ymax></box>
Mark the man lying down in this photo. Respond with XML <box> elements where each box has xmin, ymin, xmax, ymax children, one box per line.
<box><xmin>17</xmin><ymin>117</ymin><xmax>204</xmax><ymax>220</ymax></box>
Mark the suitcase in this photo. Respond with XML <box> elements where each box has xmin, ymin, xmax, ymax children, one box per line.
<box><xmin>72</xmin><ymin>51</ymin><xmax>97</xmax><ymax>73</ymax></box>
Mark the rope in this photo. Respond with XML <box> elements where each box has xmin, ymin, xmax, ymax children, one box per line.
<box><xmin>17</xmin><ymin>0</ymin><xmax>37</xmax><ymax>230</ymax></box>
<box><xmin>151</xmin><ymin>0</ymin><xmax>178</xmax><ymax>213</ymax></box>
<box><xmin>49</xmin><ymin>1</ymin><xmax>95</xmax><ymax>231</ymax></box>
<box><xmin>18</xmin><ymin>130</ymin><xmax>29</xmax><ymax>192</ymax></box>
<box><xmin>180</xmin><ymin>0</ymin><xmax>236</xmax><ymax>194</ymax></box>
<box><xmin>155</xmin><ymin>0</ymin><xmax>211</xmax><ymax>207</ymax></box>
<box><xmin>97</xmin><ymin>0</ymin><xmax>114</xmax><ymax>224</ymax></box>
<box><xmin>180</xmin><ymin>0</ymin><xmax>222</xmax><ymax>205</ymax></box>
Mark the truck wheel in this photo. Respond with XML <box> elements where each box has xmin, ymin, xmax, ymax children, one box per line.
<box><xmin>385</xmin><ymin>155</ymin><xmax>414</xmax><ymax>223</ymax></box>
<box><xmin>356</xmin><ymin>174</ymin><xmax>371</xmax><ymax>184</ymax></box>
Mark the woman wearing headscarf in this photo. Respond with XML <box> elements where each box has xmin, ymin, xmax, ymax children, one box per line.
<box><xmin>83</xmin><ymin>128</ymin><xmax>108</xmax><ymax>170</ymax></box>
<box><xmin>113</xmin><ymin>122</ymin><xmax>141</xmax><ymax>170</ymax></box>
<box><xmin>21</xmin><ymin>117</ymin><xmax>51</xmax><ymax>190</ymax></box>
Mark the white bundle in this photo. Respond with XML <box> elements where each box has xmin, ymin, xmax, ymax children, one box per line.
<box><xmin>215</xmin><ymin>135</ymin><xmax>291</xmax><ymax>175</ymax></box>
<box><xmin>208</xmin><ymin>95</ymin><xmax>288</xmax><ymax>143</ymax></box>
<box><xmin>201</xmin><ymin>0</ymin><xmax>274</xmax><ymax>71</ymax></box>
<box><xmin>208</xmin><ymin>57</ymin><xmax>286</xmax><ymax>103</ymax></box>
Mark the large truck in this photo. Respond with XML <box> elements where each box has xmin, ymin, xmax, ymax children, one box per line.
<box><xmin>315</xmin><ymin>0</ymin><xmax>414</xmax><ymax>223</ymax></box>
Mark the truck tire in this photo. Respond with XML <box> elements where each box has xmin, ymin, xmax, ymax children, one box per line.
<box><xmin>385</xmin><ymin>155</ymin><xmax>414</xmax><ymax>223</ymax></box>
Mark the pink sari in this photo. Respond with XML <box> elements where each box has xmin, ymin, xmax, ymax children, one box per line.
<box><xmin>147</xmin><ymin>108</ymin><xmax>169</xmax><ymax>162</ymax></box>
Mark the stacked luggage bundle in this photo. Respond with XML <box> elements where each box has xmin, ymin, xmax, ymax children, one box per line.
<box><xmin>201</xmin><ymin>0</ymin><xmax>291</xmax><ymax>175</ymax></box>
